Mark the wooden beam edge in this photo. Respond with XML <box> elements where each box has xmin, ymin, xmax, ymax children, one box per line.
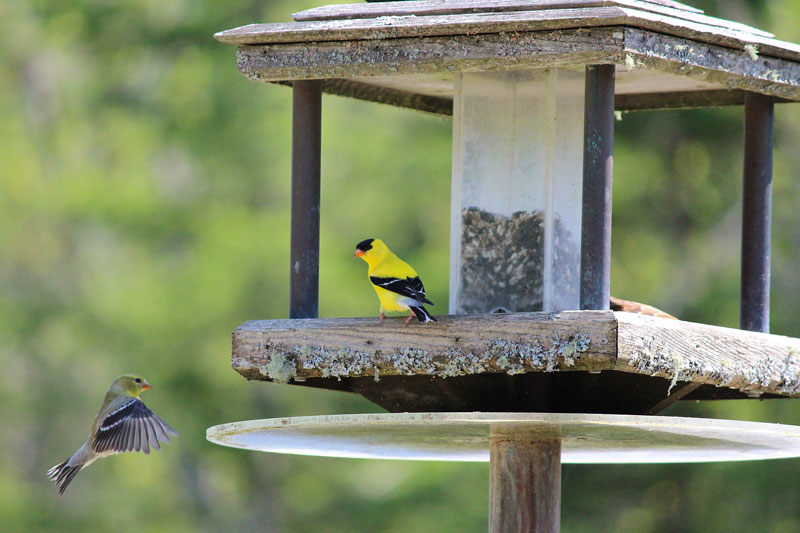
<box><xmin>231</xmin><ymin>311</ymin><xmax>618</xmax><ymax>383</ymax></box>
<box><xmin>617</xmin><ymin>92</ymin><xmax>791</xmax><ymax>111</ymax></box>
<box><xmin>275</xmin><ymin>80</ymin><xmax>454</xmax><ymax>116</ymax></box>
<box><xmin>622</xmin><ymin>28</ymin><xmax>800</xmax><ymax>101</ymax></box>
<box><xmin>214</xmin><ymin>10</ymin><xmax>632</xmax><ymax>45</ymax></box>
<box><xmin>234</xmin><ymin>26</ymin><xmax>800</xmax><ymax>105</ymax></box>
<box><xmin>613</xmin><ymin>312</ymin><xmax>800</xmax><ymax>397</ymax></box>
<box><xmin>292</xmin><ymin>0</ymin><xmax>706</xmax><ymax>23</ymax></box>
<box><xmin>234</xmin><ymin>27</ymin><xmax>622</xmax><ymax>83</ymax></box>
<box><xmin>215</xmin><ymin>6</ymin><xmax>800</xmax><ymax>69</ymax></box>
<box><xmin>277</xmin><ymin>83</ymin><xmax>791</xmax><ymax>116</ymax></box>
<box><xmin>231</xmin><ymin>310</ymin><xmax>800</xmax><ymax>399</ymax></box>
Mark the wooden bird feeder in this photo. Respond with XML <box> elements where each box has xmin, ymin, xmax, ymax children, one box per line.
<box><xmin>211</xmin><ymin>1</ymin><xmax>800</xmax><ymax>531</ymax></box>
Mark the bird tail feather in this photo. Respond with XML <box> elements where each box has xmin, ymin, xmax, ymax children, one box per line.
<box><xmin>47</xmin><ymin>460</ymin><xmax>83</xmax><ymax>496</ymax></box>
<box><xmin>410</xmin><ymin>305</ymin><xmax>436</xmax><ymax>323</ymax></box>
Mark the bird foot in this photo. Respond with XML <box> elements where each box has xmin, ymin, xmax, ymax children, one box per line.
<box><xmin>404</xmin><ymin>312</ymin><xmax>415</xmax><ymax>327</ymax></box>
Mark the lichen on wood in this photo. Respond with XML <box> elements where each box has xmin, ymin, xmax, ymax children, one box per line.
<box><xmin>258</xmin><ymin>353</ymin><xmax>297</xmax><ymax>384</ymax></box>
<box><xmin>246</xmin><ymin>331</ymin><xmax>593</xmax><ymax>383</ymax></box>
<box><xmin>216</xmin><ymin>2</ymin><xmax>789</xmax><ymax>59</ymax></box>
<box><xmin>232</xmin><ymin>312</ymin><xmax>800</xmax><ymax>400</ymax></box>
<box><xmin>622</xmin><ymin>28</ymin><xmax>800</xmax><ymax>101</ymax></box>
<box><xmin>234</xmin><ymin>28</ymin><xmax>621</xmax><ymax>83</ymax></box>
<box><xmin>232</xmin><ymin>312</ymin><xmax>618</xmax><ymax>384</ymax></box>
<box><xmin>228</xmin><ymin>23</ymin><xmax>800</xmax><ymax>109</ymax></box>
<box><xmin>615</xmin><ymin>313</ymin><xmax>800</xmax><ymax>396</ymax></box>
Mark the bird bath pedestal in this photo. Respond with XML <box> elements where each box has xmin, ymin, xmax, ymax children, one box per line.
<box><xmin>211</xmin><ymin>1</ymin><xmax>800</xmax><ymax>531</ymax></box>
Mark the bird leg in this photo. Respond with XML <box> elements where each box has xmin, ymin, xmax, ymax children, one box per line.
<box><xmin>404</xmin><ymin>310</ymin><xmax>416</xmax><ymax>327</ymax></box>
<box><xmin>379</xmin><ymin>311</ymin><xmax>386</xmax><ymax>323</ymax></box>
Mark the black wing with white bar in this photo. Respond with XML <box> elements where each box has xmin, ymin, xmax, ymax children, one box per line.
<box><xmin>370</xmin><ymin>275</ymin><xmax>434</xmax><ymax>305</ymax></box>
<box><xmin>93</xmin><ymin>398</ymin><xmax>178</xmax><ymax>455</ymax></box>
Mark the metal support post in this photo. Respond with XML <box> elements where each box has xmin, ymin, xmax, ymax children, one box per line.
<box><xmin>741</xmin><ymin>92</ymin><xmax>773</xmax><ymax>333</ymax></box>
<box><xmin>580</xmin><ymin>65</ymin><xmax>615</xmax><ymax>311</ymax></box>
<box><xmin>289</xmin><ymin>80</ymin><xmax>322</xmax><ymax>319</ymax></box>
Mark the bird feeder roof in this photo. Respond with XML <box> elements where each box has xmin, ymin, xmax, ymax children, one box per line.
<box><xmin>215</xmin><ymin>0</ymin><xmax>800</xmax><ymax>113</ymax></box>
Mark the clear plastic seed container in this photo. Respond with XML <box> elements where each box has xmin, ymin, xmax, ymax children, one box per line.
<box><xmin>450</xmin><ymin>68</ymin><xmax>585</xmax><ymax>314</ymax></box>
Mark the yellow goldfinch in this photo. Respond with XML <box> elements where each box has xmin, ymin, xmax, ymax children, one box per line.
<box><xmin>47</xmin><ymin>374</ymin><xmax>178</xmax><ymax>496</ymax></box>
<box><xmin>354</xmin><ymin>238</ymin><xmax>436</xmax><ymax>325</ymax></box>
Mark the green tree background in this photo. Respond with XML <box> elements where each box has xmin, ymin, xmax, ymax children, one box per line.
<box><xmin>2</xmin><ymin>0</ymin><xmax>800</xmax><ymax>531</ymax></box>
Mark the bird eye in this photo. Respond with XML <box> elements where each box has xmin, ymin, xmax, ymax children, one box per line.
<box><xmin>134</xmin><ymin>378</ymin><xmax>141</xmax><ymax>383</ymax></box>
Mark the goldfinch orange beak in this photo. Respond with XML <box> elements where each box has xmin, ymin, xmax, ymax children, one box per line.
<box><xmin>141</xmin><ymin>381</ymin><xmax>153</xmax><ymax>391</ymax></box>
<box><xmin>354</xmin><ymin>249</ymin><xmax>365</xmax><ymax>257</ymax></box>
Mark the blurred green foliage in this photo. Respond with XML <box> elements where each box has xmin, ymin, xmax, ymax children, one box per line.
<box><xmin>2</xmin><ymin>0</ymin><xmax>800</xmax><ymax>531</ymax></box>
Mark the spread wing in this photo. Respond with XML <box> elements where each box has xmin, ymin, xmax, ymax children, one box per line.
<box><xmin>370</xmin><ymin>276</ymin><xmax>434</xmax><ymax>305</ymax></box>
<box><xmin>92</xmin><ymin>397</ymin><xmax>178</xmax><ymax>455</ymax></box>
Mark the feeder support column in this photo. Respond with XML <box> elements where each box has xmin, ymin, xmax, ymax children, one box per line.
<box><xmin>490</xmin><ymin>434</ymin><xmax>561</xmax><ymax>533</ymax></box>
<box><xmin>741</xmin><ymin>92</ymin><xmax>773</xmax><ymax>333</ymax></box>
<box><xmin>450</xmin><ymin>68</ymin><xmax>586</xmax><ymax>533</ymax></box>
<box><xmin>289</xmin><ymin>80</ymin><xmax>322</xmax><ymax>319</ymax></box>
<box><xmin>580</xmin><ymin>65</ymin><xmax>615</xmax><ymax>311</ymax></box>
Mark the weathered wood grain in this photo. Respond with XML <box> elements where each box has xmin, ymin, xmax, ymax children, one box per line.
<box><xmin>635</xmin><ymin>0</ymin><xmax>700</xmax><ymax>11</ymax></box>
<box><xmin>616</xmin><ymin>7</ymin><xmax>800</xmax><ymax>62</ymax></box>
<box><xmin>621</xmin><ymin>0</ymin><xmax>770</xmax><ymax>38</ymax></box>
<box><xmin>215</xmin><ymin>7</ymin><xmax>631</xmax><ymax>45</ymax></box>
<box><xmin>293</xmin><ymin>0</ymin><xmax>704</xmax><ymax>22</ymax></box>
<box><xmin>615</xmin><ymin>89</ymin><xmax>746</xmax><ymax>110</ymax></box>
<box><xmin>622</xmin><ymin>27</ymin><xmax>800</xmax><ymax>101</ymax></box>
<box><xmin>233</xmin><ymin>310</ymin><xmax>800</xmax><ymax>398</ymax></box>
<box><xmin>293</xmin><ymin>0</ymin><xmax>771</xmax><ymax>45</ymax></box>
<box><xmin>215</xmin><ymin>5</ymin><xmax>798</xmax><ymax>66</ymax></box>
<box><xmin>276</xmin><ymin>78</ymin><xmax>454</xmax><ymax>116</ymax></box>
<box><xmin>232</xmin><ymin>311</ymin><xmax>618</xmax><ymax>383</ymax></box>
<box><xmin>489</xmin><ymin>432</ymin><xmax>561</xmax><ymax>533</ymax></box>
<box><xmin>231</xmin><ymin>23</ymin><xmax>800</xmax><ymax>101</ymax></box>
<box><xmin>294</xmin><ymin>0</ymin><xmax>704</xmax><ymax>23</ymax></box>
<box><xmin>235</xmin><ymin>27</ymin><xmax>624</xmax><ymax>82</ymax></box>
<box><xmin>615</xmin><ymin>312</ymin><xmax>800</xmax><ymax>397</ymax></box>
<box><xmin>273</xmin><ymin>84</ymin><xmax>785</xmax><ymax>116</ymax></box>
<box><xmin>644</xmin><ymin>381</ymin><xmax>703</xmax><ymax>414</ymax></box>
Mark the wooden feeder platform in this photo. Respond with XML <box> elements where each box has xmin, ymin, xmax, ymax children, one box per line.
<box><xmin>233</xmin><ymin>310</ymin><xmax>800</xmax><ymax>414</ymax></box>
